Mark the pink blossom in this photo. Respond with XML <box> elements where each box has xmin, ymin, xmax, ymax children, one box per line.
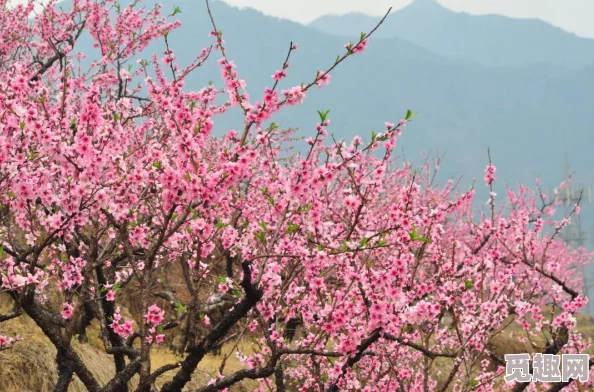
<box><xmin>61</xmin><ymin>303</ymin><xmax>73</xmax><ymax>320</ymax></box>
<box><xmin>272</xmin><ymin>70</ymin><xmax>287</xmax><ymax>80</ymax></box>
<box><xmin>144</xmin><ymin>304</ymin><xmax>165</xmax><ymax>327</ymax></box>
<box><xmin>203</xmin><ymin>315</ymin><xmax>211</xmax><ymax>325</ymax></box>
<box><xmin>484</xmin><ymin>163</ymin><xmax>496</xmax><ymax>186</ymax></box>
<box><xmin>315</xmin><ymin>71</ymin><xmax>330</xmax><ymax>88</ymax></box>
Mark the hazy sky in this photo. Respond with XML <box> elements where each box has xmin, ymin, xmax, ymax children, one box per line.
<box><xmin>221</xmin><ymin>0</ymin><xmax>594</xmax><ymax>39</ymax></box>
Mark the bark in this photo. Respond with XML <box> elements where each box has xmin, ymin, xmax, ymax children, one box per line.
<box><xmin>20</xmin><ymin>298</ymin><xmax>100</xmax><ymax>392</ymax></box>
<box><xmin>160</xmin><ymin>262</ymin><xmax>262</xmax><ymax>392</ymax></box>
<box><xmin>54</xmin><ymin>347</ymin><xmax>75</xmax><ymax>392</ymax></box>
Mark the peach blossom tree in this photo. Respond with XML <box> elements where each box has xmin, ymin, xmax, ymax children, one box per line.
<box><xmin>0</xmin><ymin>1</ymin><xmax>591</xmax><ymax>391</ymax></box>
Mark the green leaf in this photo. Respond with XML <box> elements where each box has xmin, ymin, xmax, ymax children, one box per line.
<box><xmin>265</xmin><ymin>195</ymin><xmax>275</xmax><ymax>206</ymax></box>
<box><xmin>297</xmin><ymin>203</ymin><xmax>312</xmax><ymax>213</ymax></box>
<box><xmin>359</xmin><ymin>237</ymin><xmax>368</xmax><ymax>248</ymax></box>
<box><xmin>405</xmin><ymin>109</ymin><xmax>417</xmax><ymax>121</ymax></box>
<box><xmin>255</xmin><ymin>231</ymin><xmax>266</xmax><ymax>243</ymax></box>
<box><xmin>469</xmin><ymin>379</ymin><xmax>478</xmax><ymax>388</ymax></box>
<box><xmin>215</xmin><ymin>219</ymin><xmax>228</xmax><ymax>229</ymax></box>
<box><xmin>152</xmin><ymin>160</ymin><xmax>162</xmax><ymax>169</ymax></box>
<box><xmin>317</xmin><ymin>109</ymin><xmax>330</xmax><ymax>123</ymax></box>
<box><xmin>174</xmin><ymin>302</ymin><xmax>187</xmax><ymax>313</ymax></box>
<box><xmin>19</xmin><ymin>121</ymin><xmax>25</xmax><ymax>131</ymax></box>
<box><xmin>112</xmin><ymin>282</ymin><xmax>121</xmax><ymax>291</ymax></box>
<box><xmin>233</xmin><ymin>290</ymin><xmax>242</xmax><ymax>298</ymax></box>
<box><xmin>216</xmin><ymin>276</ymin><xmax>226</xmax><ymax>284</ymax></box>
<box><xmin>113</xmin><ymin>112</ymin><xmax>119</xmax><ymax>122</ymax></box>
<box><xmin>269</xmin><ymin>122</ymin><xmax>278</xmax><ymax>131</ymax></box>
<box><xmin>371</xmin><ymin>131</ymin><xmax>377</xmax><ymax>143</ymax></box>
<box><xmin>184</xmin><ymin>173</ymin><xmax>191</xmax><ymax>181</ymax></box>
<box><xmin>409</xmin><ymin>225</ymin><xmax>417</xmax><ymax>240</ymax></box>
<box><xmin>258</xmin><ymin>221</ymin><xmax>268</xmax><ymax>231</ymax></box>
<box><xmin>340</xmin><ymin>241</ymin><xmax>348</xmax><ymax>252</ymax></box>
<box><xmin>0</xmin><ymin>245</ymin><xmax>4</xmax><ymax>258</ymax></box>
<box><xmin>163</xmin><ymin>30</ymin><xmax>169</xmax><ymax>39</ymax></box>
<box><xmin>409</xmin><ymin>225</ymin><xmax>432</xmax><ymax>243</ymax></box>
<box><xmin>173</xmin><ymin>5</ymin><xmax>182</xmax><ymax>15</ymax></box>
<box><xmin>286</xmin><ymin>223</ymin><xmax>299</xmax><ymax>234</ymax></box>
<box><xmin>465</xmin><ymin>280</ymin><xmax>473</xmax><ymax>290</ymax></box>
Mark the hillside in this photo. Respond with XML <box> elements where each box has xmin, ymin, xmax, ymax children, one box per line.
<box><xmin>309</xmin><ymin>0</ymin><xmax>594</xmax><ymax>69</ymax></box>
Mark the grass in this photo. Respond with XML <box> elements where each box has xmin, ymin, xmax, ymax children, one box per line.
<box><xmin>2</xmin><ymin>295</ymin><xmax>594</xmax><ymax>391</ymax></box>
<box><xmin>0</xmin><ymin>298</ymin><xmax>257</xmax><ymax>391</ymax></box>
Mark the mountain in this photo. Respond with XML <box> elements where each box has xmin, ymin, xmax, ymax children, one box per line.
<box><xmin>309</xmin><ymin>0</ymin><xmax>594</xmax><ymax>69</ymax></box>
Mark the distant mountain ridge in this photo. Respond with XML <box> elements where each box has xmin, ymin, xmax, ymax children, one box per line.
<box><xmin>309</xmin><ymin>0</ymin><xmax>594</xmax><ymax>69</ymax></box>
